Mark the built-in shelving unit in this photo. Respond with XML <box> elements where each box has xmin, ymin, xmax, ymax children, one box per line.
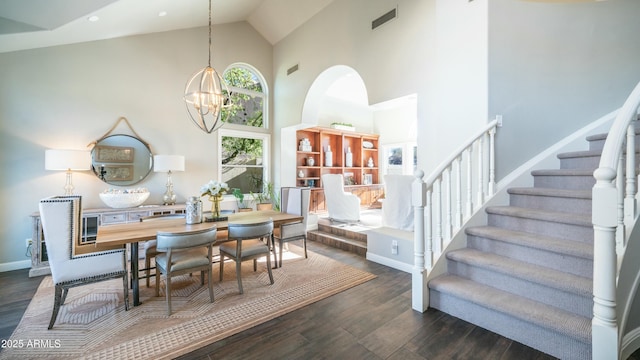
<box><xmin>296</xmin><ymin>127</ymin><xmax>383</xmax><ymax>212</ymax></box>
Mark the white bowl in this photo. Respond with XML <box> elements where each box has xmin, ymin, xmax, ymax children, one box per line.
<box><xmin>99</xmin><ymin>192</ymin><xmax>150</xmax><ymax>208</ymax></box>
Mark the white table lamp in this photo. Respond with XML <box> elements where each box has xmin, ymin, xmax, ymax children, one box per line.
<box><xmin>154</xmin><ymin>155</ymin><xmax>185</xmax><ymax>205</ymax></box>
<box><xmin>45</xmin><ymin>149</ymin><xmax>92</xmax><ymax>195</ymax></box>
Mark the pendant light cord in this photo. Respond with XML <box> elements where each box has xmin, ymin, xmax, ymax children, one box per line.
<box><xmin>208</xmin><ymin>0</ymin><xmax>212</xmax><ymax>67</ymax></box>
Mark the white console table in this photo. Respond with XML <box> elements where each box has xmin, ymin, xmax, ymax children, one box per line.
<box><xmin>29</xmin><ymin>204</ymin><xmax>186</xmax><ymax>277</ymax></box>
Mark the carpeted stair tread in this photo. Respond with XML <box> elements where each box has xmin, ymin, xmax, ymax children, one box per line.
<box><xmin>531</xmin><ymin>168</ymin><xmax>595</xmax><ymax>176</ymax></box>
<box><xmin>447</xmin><ymin>248</ymin><xmax>592</xmax><ymax>296</ymax></box>
<box><xmin>486</xmin><ymin>206</ymin><xmax>591</xmax><ymax>227</ymax></box>
<box><xmin>507</xmin><ymin>187</ymin><xmax>591</xmax><ymax>199</ymax></box>
<box><xmin>429</xmin><ymin>275</ymin><xmax>591</xmax><ymax>343</ymax></box>
<box><xmin>466</xmin><ymin>226</ymin><xmax>593</xmax><ymax>260</ymax></box>
<box><xmin>557</xmin><ymin>149</ymin><xmax>602</xmax><ymax>159</ymax></box>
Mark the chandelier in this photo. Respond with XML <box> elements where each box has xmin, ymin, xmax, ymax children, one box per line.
<box><xmin>183</xmin><ymin>0</ymin><xmax>230</xmax><ymax>134</ymax></box>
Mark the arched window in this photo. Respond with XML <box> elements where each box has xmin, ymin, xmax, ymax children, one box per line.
<box><xmin>223</xmin><ymin>65</ymin><xmax>267</xmax><ymax>128</ymax></box>
<box><xmin>219</xmin><ymin>64</ymin><xmax>270</xmax><ymax>199</ymax></box>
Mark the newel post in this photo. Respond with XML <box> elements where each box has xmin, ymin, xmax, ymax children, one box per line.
<box><xmin>412</xmin><ymin>170</ymin><xmax>428</xmax><ymax>312</ymax></box>
<box><xmin>592</xmin><ymin>167</ymin><xmax>620</xmax><ymax>359</ymax></box>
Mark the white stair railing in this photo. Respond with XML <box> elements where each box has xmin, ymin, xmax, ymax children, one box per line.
<box><xmin>412</xmin><ymin>119</ymin><xmax>498</xmax><ymax>311</ymax></box>
<box><xmin>592</xmin><ymin>81</ymin><xmax>640</xmax><ymax>360</ymax></box>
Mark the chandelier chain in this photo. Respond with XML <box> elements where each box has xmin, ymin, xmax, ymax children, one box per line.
<box><xmin>208</xmin><ymin>0</ymin><xmax>212</xmax><ymax>66</ymax></box>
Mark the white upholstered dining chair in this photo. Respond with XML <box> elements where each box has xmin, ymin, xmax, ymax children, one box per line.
<box><xmin>39</xmin><ymin>196</ymin><xmax>129</xmax><ymax>329</ymax></box>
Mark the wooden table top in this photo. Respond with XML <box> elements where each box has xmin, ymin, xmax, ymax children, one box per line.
<box><xmin>96</xmin><ymin>210</ymin><xmax>303</xmax><ymax>246</ymax></box>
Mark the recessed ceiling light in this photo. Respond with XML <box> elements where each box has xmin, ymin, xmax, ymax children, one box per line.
<box><xmin>88</xmin><ymin>15</ymin><xmax>99</xmax><ymax>22</ymax></box>
<box><xmin>158</xmin><ymin>11</ymin><xmax>167</xmax><ymax>17</ymax></box>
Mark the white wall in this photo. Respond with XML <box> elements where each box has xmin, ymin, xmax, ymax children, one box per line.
<box><xmin>489</xmin><ymin>0</ymin><xmax>640</xmax><ymax>179</ymax></box>
<box><xmin>272</xmin><ymin>0</ymin><xmax>441</xmax><ymax>187</ymax></box>
<box><xmin>0</xmin><ymin>22</ymin><xmax>272</xmax><ymax>268</ymax></box>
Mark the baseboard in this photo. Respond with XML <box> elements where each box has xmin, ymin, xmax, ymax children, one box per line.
<box><xmin>366</xmin><ymin>252</ymin><xmax>413</xmax><ymax>273</ymax></box>
<box><xmin>0</xmin><ymin>259</ymin><xmax>31</xmax><ymax>273</ymax></box>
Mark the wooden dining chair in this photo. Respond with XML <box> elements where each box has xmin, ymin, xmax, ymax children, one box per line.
<box><xmin>154</xmin><ymin>227</ymin><xmax>217</xmax><ymax>315</ymax></box>
<box><xmin>219</xmin><ymin>219</ymin><xmax>274</xmax><ymax>294</ymax></box>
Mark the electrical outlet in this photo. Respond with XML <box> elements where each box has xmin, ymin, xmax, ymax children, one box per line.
<box><xmin>391</xmin><ymin>240</ymin><xmax>398</xmax><ymax>255</ymax></box>
<box><xmin>26</xmin><ymin>238</ymin><xmax>32</xmax><ymax>248</ymax></box>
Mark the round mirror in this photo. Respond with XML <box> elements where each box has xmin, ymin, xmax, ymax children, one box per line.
<box><xmin>91</xmin><ymin>134</ymin><xmax>153</xmax><ymax>186</ymax></box>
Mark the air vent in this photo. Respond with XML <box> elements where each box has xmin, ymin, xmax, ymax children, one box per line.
<box><xmin>372</xmin><ymin>7</ymin><xmax>397</xmax><ymax>30</ymax></box>
<box><xmin>287</xmin><ymin>64</ymin><xmax>299</xmax><ymax>75</ymax></box>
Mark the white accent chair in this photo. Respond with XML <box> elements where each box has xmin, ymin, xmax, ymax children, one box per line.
<box><xmin>274</xmin><ymin>187</ymin><xmax>311</xmax><ymax>267</ymax></box>
<box><xmin>219</xmin><ymin>219</ymin><xmax>274</xmax><ymax>294</ymax></box>
<box><xmin>321</xmin><ymin>174</ymin><xmax>360</xmax><ymax>222</ymax></box>
<box><xmin>382</xmin><ymin>175</ymin><xmax>415</xmax><ymax>231</ymax></box>
<box><xmin>154</xmin><ymin>227</ymin><xmax>217</xmax><ymax>315</ymax></box>
<box><xmin>39</xmin><ymin>196</ymin><xmax>129</xmax><ymax>329</ymax></box>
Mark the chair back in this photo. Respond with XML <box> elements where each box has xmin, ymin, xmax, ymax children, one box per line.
<box><xmin>382</xmin><ymin>174</ymin><xmax>415</xmax><ymax>231</ymax></box>
<box><xmin>156</xmin><ymin>227</ymin><xmax>217</xmax><ymax>251</ymax></box>
<box><xmin>38</xmin><ymin>196</ymin><xmax>82</xmax><ymax>283</ymax></box>
<box><xmin>228</xmin><ymin>219</ymin><xmax>274</xmax><ymax>241</ymax></box>
<box><xmin>322</xmin><ymin>174</ymin><xmax>345</xmax><ymax>192</ymax></box>
<box><xmin>280</xmin><ymin>187</ymin><xmax>311</xmax><ymax>226</ymax></box>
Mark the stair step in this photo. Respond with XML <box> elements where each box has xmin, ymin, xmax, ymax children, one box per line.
<box><xmin>446</xmin><ymin>248</ymin><xmax>592</xmax><ymax>317</ymax></box>
<box><xmin>308</xmin><ymin>229</ymin><xmax>367</xmax><ymax>256</ymax></box>
<box><xmin>429</xmin><ymin>275</ymin><xmax>591</xmax><ymax>360</ymax></box>
<box><xmin>508</xmin><ymin>187</ymin><xmax>592</xmax><ymax>215</ymax></box>
<box><xmin>586</xmin><ymin>127</ymin><xmax>640</xmax><ymax>151</ymax></box>
<box><xmin>317</xmin><ymin>222</ymin><xmax>368</xmax><ymax>242</ymax></box>
<box><xmin>557</xmin><ymin>150</ymin><xmax>601</xmax><ymax>170</ymax></box>
<box><xmin>486</xmin><ymin>206</ymin><xmax>592</xmax><ymax>243</ymax></box>
<box><xmin>531</xmin><ymin>169</ymin><xmax>595</xmax><ymax>190</ymax></box>
<box><xmin>466</xmin><ymin>226</ymin><xmax>593</xmax><ymax>277</ymax></box>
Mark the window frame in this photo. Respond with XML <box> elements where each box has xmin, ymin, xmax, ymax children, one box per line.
<box><xmin>223</xmin><ymin>63</ymin><xmax>269</xmax><ymax>130</ymax></box>
<box><xmin>218</xmin><ymin>128</ymin><xmax>271</xmax><ymax>197</ymax></box>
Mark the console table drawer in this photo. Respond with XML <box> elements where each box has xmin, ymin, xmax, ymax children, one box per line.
<box><xmin>101</xmin><ymin>213</ymin><xmax>127</xmax><ymax>224</ymax></box>
<box><xmin>127</xmin><ymin>211</ymin><xmax>149</xmax><ymax>222</ymax></box>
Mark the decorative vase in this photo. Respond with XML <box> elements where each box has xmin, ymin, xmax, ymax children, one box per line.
<box><xmin>186</xmin><ymin>196</ymin><xmax>202</xmax><ymax>224</ymax></box>
<box><xmin>345</xmin><ymin>147</ymin><xmax>353</xmax><ymax>167</ymax></box>
<box><xmin>307</xmin><ymin>156</ymin><xmax>315</xmax><ymax>166</ymax></box>
<box><xmin>209</xmin><ymin>194</ymin><xmax>223</xmax><ymax>218</ymax></box>
<box><xmin>325</xmin><ymin>145</ymin><xmax>333</xmax><ymax>167</ymax></box>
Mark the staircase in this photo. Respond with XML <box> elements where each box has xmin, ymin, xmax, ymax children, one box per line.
<box><xmin>427</xmin><ymin>132</ymin><xmax>609</xmax><ymax>359</ymax></box>
<box><xmin>308</xmin><ymin>219</ymin><xmax>368</xmax><ymax>256</ymax></box>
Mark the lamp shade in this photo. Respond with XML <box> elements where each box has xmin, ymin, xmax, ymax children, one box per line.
<box><xmin>45</xmin><ymin>149</ymin><xmax>91</xmax><ymax>171</ymax></box>
<box><xmin>153</xmin><ymin>155</ymin><xmax>185</xmax><ymax>172</ymax></box>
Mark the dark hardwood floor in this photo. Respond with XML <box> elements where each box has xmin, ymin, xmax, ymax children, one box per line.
<box><xmin>4</xmin><ymin>241</ymin><xmax>633</xmax><ymax>359</ymax></box>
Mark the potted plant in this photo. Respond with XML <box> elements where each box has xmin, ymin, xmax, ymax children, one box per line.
<box><xmin>251</xmin><ymin>182</ymin><xmax>279</xmax><ymax>211</ymax></box>
<box><xmin>232</xmin><ymin>188</ymin><xmax>252</xmax><ymax>212</ymax></box>
<box><xmin>330</xmin><ymin>122</ymin><xmax>355</xmax><ymax>132</ymax></box>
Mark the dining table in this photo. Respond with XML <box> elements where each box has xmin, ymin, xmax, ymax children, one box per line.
<box><xmin>95</xmin><ymin>210</ymin><xmax>303</xmax><ymax>306</ymax></box>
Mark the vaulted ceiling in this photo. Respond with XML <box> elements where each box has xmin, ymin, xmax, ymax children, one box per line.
<box><xmin>0</xmin><ymin>0</ymin><xmax>335</xmax><ymax>53</ymax></box>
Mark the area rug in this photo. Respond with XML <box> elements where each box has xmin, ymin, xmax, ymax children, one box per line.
<box><xmin>1</xmin><ymin>248</ymin><xmax>375</xmax><ymax>360</ymax></box>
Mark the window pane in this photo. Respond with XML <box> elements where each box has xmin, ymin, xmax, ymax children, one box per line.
<box><xmin>221</xmin><ymin>135</ymin><xmax>264</xmax><ymax>194</ymax></box>
<box><xmin>222</xmin><ymin>166</ymin><xmax>263</xmax><ymax>194</ymax></box>
<box><xmin>224</xmin><ymin>68</ymin><xmax>263</xmax><ymax>93</ymax></box>
<box><xmin>223</xmin><ymin>92</ymin><xmax>263</xmax><ymax>127</ymax></box>
<box><xmin>223</xmin><ymin>67</ymin><xmax>265</xmax><ymax>128</ymax></box>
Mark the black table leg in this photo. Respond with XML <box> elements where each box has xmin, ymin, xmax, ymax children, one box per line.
<box><xmin>270</xmin><ymin>234</ymin><xmax>278</xmax><ymax>269</ymax></box>
<box><xmin>131</xmin><ymin>241</ymin><xmax>140</xmax><ymax>306</ymax></box>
